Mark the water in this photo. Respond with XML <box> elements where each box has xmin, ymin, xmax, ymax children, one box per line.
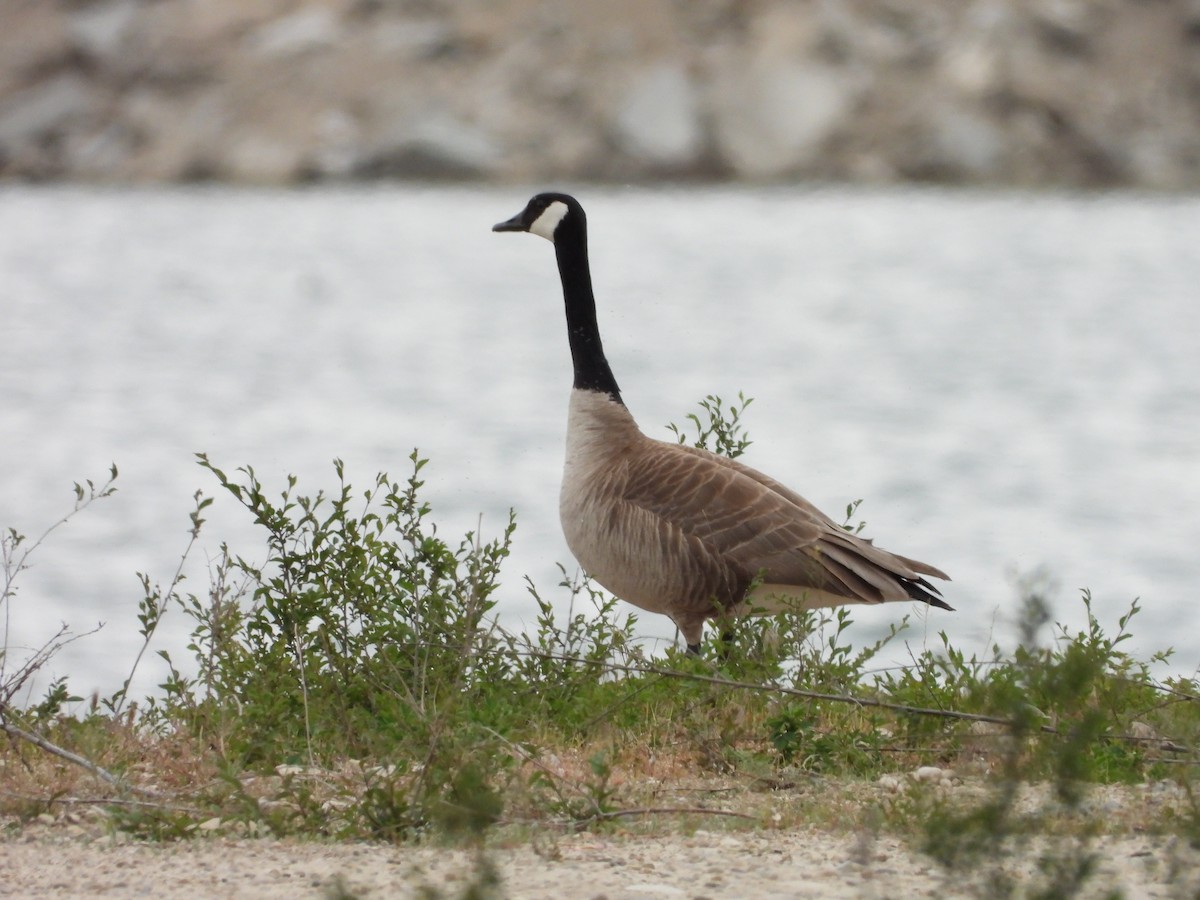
<box><xmin>1</xmin><ymin>183</ymin><xmax>1197</xmax><ymax>702</ymax></box>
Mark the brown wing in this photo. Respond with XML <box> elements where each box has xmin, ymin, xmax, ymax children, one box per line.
<box><xmin>621</xmin><ymin>442</ymin><xmax>830</xmax><ymax>593</ymax></box>
<box><xmin>625</xmin><ymin>439</ymin><xmax>950</xmax><ymax>607</ymax></box>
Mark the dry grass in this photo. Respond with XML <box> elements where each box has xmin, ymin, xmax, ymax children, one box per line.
<box><xmin>4</xmin><ymin>724</ymin><xmax>1194</xmax><ymax>846</ymax></box>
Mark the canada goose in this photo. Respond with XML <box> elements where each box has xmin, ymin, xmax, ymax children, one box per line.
<box><xmin>493</xmin><ymin>192</ymin><xmax>951</xmax><ymax>654</ymax></box>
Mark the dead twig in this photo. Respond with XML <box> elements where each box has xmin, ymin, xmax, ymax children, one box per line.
<box><xmin>578</xmin><ymin>806</ymin><xmax>758</xmax><ymax>826</ymax></box>
<box><xmin>503</xmin><ymin>645</ymin><xmax>1032</xmax><ymax>727</ymax></box>
<box><xmin>493</xmin><ymin>643</ymin><xmax>1193</xmax><ymax>754</ymax></box>
<box><xmin>0</xmin><ymin>789</ymin><xmax>202</xmax><ymax>815</ymax></box>
<box><xmin>0</xmin><ymin>720</ymin><xmax>164</xmax><ymax>798</ymax></box>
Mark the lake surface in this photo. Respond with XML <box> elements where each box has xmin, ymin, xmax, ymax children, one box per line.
<box><xmin>1</xmin><ymin>183</ymin><xmax>1197</xmax><ymax>702</ymax></box>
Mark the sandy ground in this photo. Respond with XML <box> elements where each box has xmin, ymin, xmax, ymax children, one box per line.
<box><xmin>3</xmin><ymin>827</ymin><xmax>1196</xmax><ymax>899</ymax></box>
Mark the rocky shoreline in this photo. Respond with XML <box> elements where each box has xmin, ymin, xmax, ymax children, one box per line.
<box><xmin>2</xmin><ymin>0</ymin><xmax>1199</xmax><ymax>188</ymax></box>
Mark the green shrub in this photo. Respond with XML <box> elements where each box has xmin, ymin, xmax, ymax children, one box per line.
<box><xmin>2</xmin><ymin>394</ymin><xmax>1196</xmax><ymax>867</ymax></box>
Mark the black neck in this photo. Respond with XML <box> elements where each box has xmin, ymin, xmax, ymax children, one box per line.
<box><xmin>554</xmin><ymin>217</ymin><xmax>623</xmax><ymax>403</ymax></box>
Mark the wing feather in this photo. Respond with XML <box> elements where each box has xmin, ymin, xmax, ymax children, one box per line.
<box><xmin>621</xmin><ymin>438</ymin><xmax>949</xmax><ymax>609</ymax></box>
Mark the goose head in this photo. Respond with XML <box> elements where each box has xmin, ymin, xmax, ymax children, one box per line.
<box><xmin>492</xmin><ymin>192</ymin><xmax>583</xmax><ymax>243</ymax></box>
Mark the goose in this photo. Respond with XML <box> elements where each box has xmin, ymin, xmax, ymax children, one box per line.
<box><xmin>493</xmin><ymin>192</ymin><xmax>951</xmax><ymax>654</ymax></box>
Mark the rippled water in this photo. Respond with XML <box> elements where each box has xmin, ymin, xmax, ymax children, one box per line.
<box><xmin>2</xmin><ymin>184</ymin><xmax>1197</xmax><ymax>700</ymax></box>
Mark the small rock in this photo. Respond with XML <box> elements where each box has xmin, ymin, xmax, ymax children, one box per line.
<box><xmin>626</xmin><ymin>885</ymin><xmax>685</xmax><ymax>897</ymax></box>
<box><xmin>276</xmin><ymin>764</ymin><xmax>321</xmax><ymax>777</ymax></box>
<box><xmin>360</xmin><ymin>762</ymin><xmax>401</xmax><ymax>779</ymax></box>
<box><xmin>912</xmin><ymin>766</ymin><xmax>951</xmax><ymax>785</ymax></box>
<box><xmin>1143</xmin><ymin>780</ymin><xmax>1184</xmax><ymax>797</ymax></box>
<box><xmin>877</xmin><ymin>774</ymin><xmax>904</xmax><ymax>793</ymax></box>
<box><xmin>1129</xmin><ymin>720</ymin><xmax>1161</xmax><ymax>743</ymax></box>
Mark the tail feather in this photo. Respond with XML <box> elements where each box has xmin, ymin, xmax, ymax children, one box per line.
<box><xmin>903</xmin><ymin>575</ymin><xmax>954</xmax><ymax>611</ymax></box>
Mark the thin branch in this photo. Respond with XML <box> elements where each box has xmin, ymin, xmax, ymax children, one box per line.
<box><xmin>0</xmin><ymin>622</ymin><xmax>105</xmax><ymax>710</ymax></box>
<box><xmin>478</xmin><ymin>725</ymin><xmax>598</xmax><ymax>810</ymax></box>
<box><xmin>488</xmin><ymin>642</ymin><xmax>1193</xmax><ymax>753</ymax></box>
<box><xmin>479</xmin><ymin>726</ymin><xmax>759</xmax><ymax>833</ymax></box>
<box><xmin>504</xmin><ymin>645</ymin><xmax>1032</xmax><ymax>728</ymax></box>
<box><xmin>2</xmin><ymin>469</ymin><xmax>117</xmax><ymax>686</ymax></box>
<box><xmin>1147</xmin><ymin>680</ymin><xmax>1200</xmax><ymax>703</ymax></box>
<box><xmin>292</xmin><ymin>623</ymin><xmax>315</xmax><ymax>770</ymax></box>
<box><xmin>112</xmin><ymin>492</ymin><xmax>206</xmax><ymax>718</ymax></box>
<box><xmin>0</xmin><ymin>789</ymin><xmax>203</xmax><ymax>815</ymax></box>
<box><xmin>579</xmin><ymin>806</ymin><xmax>758</xmax><ymax>825</ymax></box>
<box><xmin>0</xmin><ymin>720</ymin><xmax>164</xmax><ymax>798</ymax></box>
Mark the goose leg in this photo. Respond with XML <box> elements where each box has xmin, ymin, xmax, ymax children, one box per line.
<box><xmin>685</xmin><ymin>630</ymin><xmax>733</xmax><ymax>658</ymax></box>
<box><xmin>677</xmin><ymin>614</ymin><xmax>706</xmax><ymax>656</ymax></box>
<box><xmin>718</xmin><ymin>628</ymin><xmax>735</xmax><ymax>661</ymax></box>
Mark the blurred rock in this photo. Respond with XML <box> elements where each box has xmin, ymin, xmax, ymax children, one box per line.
<box><xmin>224</xmin><ymin>134</ymin><xmax>306</xmax><ymax>183</ymax></box>
<box><xmin>369</xmin><ymin>19</ymin><xmax>459</xmax><ymax>60</ymax></box>
<box><xmin>65</xmin><ymin>123</ymin><xmax>139</xmax><ymax>177</ymax></box>
<box><xmin>614</xmin><ymin>64</ymin><xmax>703</xmax><ymax>168</ymax></box>
<box><xmin>912</xmin><ymin>766</ymin><xmax>953</xmax><ymax>785</ymax></box>
<box><xmin>941</xmin><ymin>43</ymin><xmax>1002</xmax><ymax>97</ymax></box>
<box><xmin>1032</xmin><ymin>0</ymin><xmax>1093</xmax><ymax>56</ymax></box>
<box><xmin>712</xmin><ymin>61</ymin><xmax>853</xmax><ymax>178</ymax></box>
<box><xmin>0</xmin><ymin>0</ymin><xmax>1197</xmax><ymax>187</ymax></box>
<box><xmin>358</xmin><ymin>112</ymin><xmax>500</xmax><ymax>179</ymax></box>
<box><xmin>0</xmin><ymin>75</ymin><xmax>95</xmax><ymax>146</ymax></box>
<box><xmin>249</xmin><ymin>7</ymin><xmax>342</xmax><ymax>59</ymax></box>
<box><xmin>310</xmin><ymin>109</ymin><xmax>362</xmax><ymax>178</ymax></box>
<box><xmin>923</xmin><ymin>106</ymin><xmax>1007</xmax><ymax>180</ymax></box>
<box><xmin>68</xmin><ymin>0</ymin><xmax>138</xmax><ymax>62</ymax></box>
<box><xmin>0</xmin><ymin>3</ymin><xmax>71</xmax><ymax>92</ymax></box>
<box><xmin>120</xmin><ymin>87</ymin><xmax>226</xmax><ymax>181</ymax></box>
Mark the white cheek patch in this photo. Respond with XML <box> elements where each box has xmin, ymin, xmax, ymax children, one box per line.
<box><xmin>529</xmin><ymin>200</ymin><xmax>569</xmax><ymax>241</ymax></box>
